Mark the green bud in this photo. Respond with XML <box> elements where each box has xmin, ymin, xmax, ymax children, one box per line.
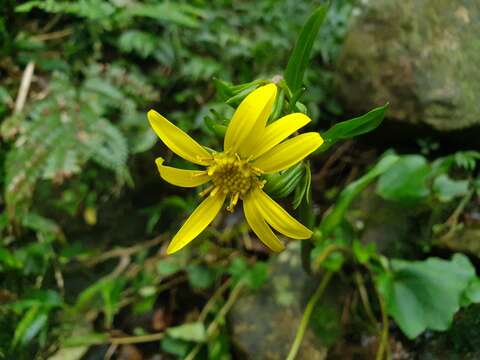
<box><xmin>263</xmin><ymin>162</ymin><xmax>305</xmax><ymax>199</ymax></box>
<box><xmin>213</xmin><ymin>78</ymin><xmax>235</xmax><ymax>99</ymax></box>
<box><xmin>295</xmin><ymin>101</ymin><xmax>308</xmax><ymax>114</ymax></box>
<box><xmin>204</xmin><ymin>116</ymin><xmax>227</xmax><ymax>138</ymax></box>
<box><xmin>225</xmin><ymin>85</ymin><xmax>257</xmax><ymax>107</ymax></box>
<box><xmin>269</xmin><ymin>88</ymin><xmax>285</xmax><ymax>123</ymax></box>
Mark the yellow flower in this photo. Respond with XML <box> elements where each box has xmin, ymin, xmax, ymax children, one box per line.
<box><xmin>148</xmin><ymin>84</ymin><xmax>323</xmax><ymax>254</ymax></box>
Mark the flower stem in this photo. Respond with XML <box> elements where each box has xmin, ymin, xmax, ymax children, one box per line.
<box><xmin>184</xmin><ymin>279</ymin><xmax>246</xmax><ymax>360</ymax></box>
<box><xmin>286</xmin><ymin>271</ymin><xmax>334</xmax><ymax>360</ymax></box>
<box><xmin>375</xmin><ymin>287</ymin><xmax>391</xmax><ymax>360</ymax></box>
<box><xmin>109</xmin><ymin>332</ymin><xmax>165</xmax><ymax>345</ymax></box>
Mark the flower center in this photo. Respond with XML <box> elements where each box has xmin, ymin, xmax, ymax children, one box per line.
<box><xmin>206</xmin><ymin>153</ymin><xmax>262</xmax><ymax>211</ymax></box>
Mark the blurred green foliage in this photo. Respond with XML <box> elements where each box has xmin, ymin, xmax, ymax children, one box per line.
<box><xmin>0</xmin><ymin>0</ymin><xmax>356</xmax><ymax>358</ymax></box>
<box><xmin>313</xmin><ymin>149</ymin><xmax>480</xmax><ymax>341</ymax></box>
<box><xmin>3</xmin><ymin>0</ymin><xmax>478</xmax><ymax>359</ymax></box>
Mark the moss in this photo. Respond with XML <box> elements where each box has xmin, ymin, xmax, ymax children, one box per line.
<box><xmin>337</xmin><ymin>0</ymin><xmax>480</xmax><ymax>131</ymax></box>
<box><xmin>446</xmin><ymin>305</ymin><xmax>480</xmax><ymax>353</ymax></box>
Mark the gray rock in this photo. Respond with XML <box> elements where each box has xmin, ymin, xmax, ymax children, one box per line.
<box><xmin>416</xmin><ymin>304</ymin><xmax>480</xmax><ymax>360</ymax></box>
<box><xmin>336</xmin><ymin>0</ymin><xmax>480</xmax><ymax>131</ymax></box>
<box><xmin>229</xmin><ymin>244</ymin><xmax>336</xmax><ymax>360</ymax></box>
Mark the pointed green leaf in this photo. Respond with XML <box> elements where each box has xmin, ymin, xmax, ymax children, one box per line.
<box><xmin>321</xmin><ymin>104</ymin><xmax>388</xmax><ymax>151</ymax></box>
<box><xmin>167</xmin><ymin>322</ymin><xmax>206</xmax><ymax>342</ymax></box>
<box><xmin>284</xmin><ymin>4</ymin><xmax>329</xmax><ymax>94</ymax></box>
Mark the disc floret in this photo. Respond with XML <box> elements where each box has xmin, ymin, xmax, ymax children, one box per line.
<box><xmin>207</xmin><ymin>153</ymin><xmax>262</xmax><ymax>211</ymax></box>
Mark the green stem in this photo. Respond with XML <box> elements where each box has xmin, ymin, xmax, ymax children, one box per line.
<box><xmin>375</xmin><ymin>288</ymin><xmax>390</xmax><ymax>360</ymax></box>
<box><xmin>311</xmin><ymin>244</ymin><xmax>349</xmax><ymax>273</ymax></box>
<box><xmin>184</xmin><ymin>279</ymin><xmax>246</xmax><ymax>360</ymax></box>
<box><xmin>354</xmin><ymin>272</ymin><xmax>378</xmax><ymax>327</ymax></box>
<box><xmin>286</xmin><ymin>271</ymin><xmax>334</xmax><ymax>360</ymax></box>
<box><xmin>109</xmin><ymin>332</ymin><xmax>164</xmax><ymax>345</ymax></box>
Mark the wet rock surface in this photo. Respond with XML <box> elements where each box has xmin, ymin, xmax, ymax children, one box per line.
<box><xmin>229</xmin><ymin>244</ymin><xmax>334</xmax><ymax>360</ymax></box>
<box><xmin>416</xmin><ymin>304</ymin><xmax>480</xmax><ymax>360</ymax></box>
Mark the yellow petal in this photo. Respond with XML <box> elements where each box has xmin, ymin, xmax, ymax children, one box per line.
<box><xmin>148</xmin><ymin>110</ymin><xmax>212</xmax><ymax>166</ymax></box>
<box><xmin>224</xmin><ymin>84</ymin><xmax>277</xmax><ymax>157</ymax></box>
<box><xmin>252</xmin><ymin>132</ymin><xmax>323</xmax><ymax>173</ymax></box>
<box><xmin>166</xmin><ymin>192</ymin><xmax>226</xmax><ymax>254</ymax></box>
<box><xmin>249</xmin><ymin>113</ymin><xmax>311</xmax><ymax>160</ymax></box>
<box><xmin>155</xmin><ymin>157</ymin><xmax>210</xmax><ymax>188</ymax></box>
<box><xmin>253</xmin><ymin>189</ymin><xmax>312</xmax><ymax>239</ymax></box>
<box><xmin>243</xmin><ymin>194</ymin><xmax>285</xmax><ymax>252</ymax></box>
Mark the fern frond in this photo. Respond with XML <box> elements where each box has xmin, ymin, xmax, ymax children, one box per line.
<box><xmin>4</xmin><ymin>71</ymin><xmax>131</xmax><ymax>221</ymax></box>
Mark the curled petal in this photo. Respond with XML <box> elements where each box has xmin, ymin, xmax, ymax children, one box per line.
<box><xmin>155</xmin><ymin>157</ymin><xmax>210</xmax><ymax>188</ymax></box>
<box><xmin>253</xmin><ymin>189</ymin><xmax>312</xmax><ymax>239</ymax></box>
<box><xmin>249</xmin><ymin>113</ymin><xmax>311</xmax><ymax>160</ymax></box>
<box><xmin>252</xmin><ymin>132</ymin><xmax>323</xmax><ymax>173</ymax></box>
<box><xmin>224</xmin><ymin>84</ymin><xmax>277</xmax><ymax>157</ymax></box>
<box><xmin>243</xmin><ymin>194</ymin><xmax>285</xmax><ymax>252</ymax></box>
<box><xmin>148</xmin><ymin>110</ymin><xmax>211</xmax><ymax>166</ymax></box>
<box><xmin>166</xmin><ymin>192</ymin><xmax>226</xmax><ymax>254</ymax></box>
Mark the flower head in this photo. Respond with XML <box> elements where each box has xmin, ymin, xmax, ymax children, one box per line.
<box><xmin>148</xmin><ymin>84</ymin><xmax>323</xmax><ymax>254</ymax></box>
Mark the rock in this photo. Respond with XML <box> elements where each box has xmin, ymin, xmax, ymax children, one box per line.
<box><xmin>336</xmin><ymin>0</ymin><xmax>480</xmax><ymax>131</ymax></box>
<box><xmin>351</xmin><ymin>186</ymin><xmax>429</xmax><ymax>258</ymax></box>
<box><xmin>229</xmin><ymin>244</ymin><xmax>340</xmax><ymax>360</ymax></box>
<box><xmin>416</xmin><ymin>304</ymin><xmax>480</xmax><ymax>360</ymax></box>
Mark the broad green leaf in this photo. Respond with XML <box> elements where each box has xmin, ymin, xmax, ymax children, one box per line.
<box><xmin>320</xmin><ymin>152</ymin><xmax>399</xmax><ymax>237</ymax></box>
<box><xmin>320</xmin><ymin>104</ymin><xmax>388</xmax><ymax>151</ymax></box>
<box><xmin>433</xmin><ymin>174</ymin><xmax>470</xmax><ymax>202</ymax></box>
<box><xmin>284</xmin><ymin>4</ymin><xmax>329</xmax><ymax>94</ymax></box>
<box><xmin>245</xmin><ymin>262</ymin><xmax>269</xmax><ymax>290</ymax></box>
<box><xmin>376</xmin><ymin>155</ymin><xmax>431</xmax><ymax>204</ymax></box>
<box><xmin>161</xmin><ymin>336</ymin><xmax>191</xmax><ymax>357</ymax></box>
<box><xmin>228</xmin><ymin>257</ymin><xmax>248</xmax><ymax>278</ymax></box>
<box><xmin>187</xmin><ymin>264</ymin><xmax>216</xmax><ymax>289</ymax></box>
<box><xmin>167</xmin><ymin>322</ymin><xmax>206</xmax><ymax>342</ymax></box>
<box><xmin>463</xmin><ymin>278</ymin><xmax>480</xmax><ymax>304</ymax></box>
<box><xmin>377</xmin><ymin>254</ymin><xmax>476</xmax><ymax>339</ymax></box>
<box><xmin>228</xmin><ymin>258</ymin><xmax>268</xmax><ymax>290</ymax></box>
<box><xmin>156</xmin><ymin>258</ymin><xmax>182</xmax><ymax>276</ymax></box>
